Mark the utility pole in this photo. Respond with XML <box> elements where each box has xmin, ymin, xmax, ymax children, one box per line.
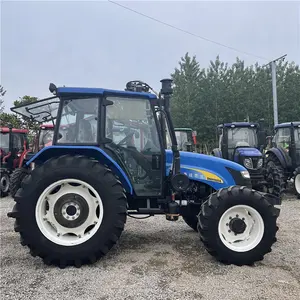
<box><xmin>262</xmin><ymin>54</ymin><xmax>287</xmax><ymax>126</ymax></box>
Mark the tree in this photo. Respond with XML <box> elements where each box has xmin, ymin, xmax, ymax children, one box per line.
<box><xmin>0</xmin><ymin>112</ymin><xmax>22</xmax><ymax>128</ymax></box>
<box><xmin>0</xmin><ymin>85</ymin><xmax>6</xmax><ymax>113</ymax></box>
<box><xmin>170</xmin><ymin>53</ymin><xmax>300</xmax><ymax>148</ymax></box>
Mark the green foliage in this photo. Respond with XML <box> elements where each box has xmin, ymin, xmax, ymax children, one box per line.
<box><xmin>171</xmin><ymin>53</ymin><xmax>300</xmax><ymax>147</ymax></box>
<box><xmin>0</xmin><ymin>85</ymin><xmax>7</xmax><ymax>113</ymax></box>
<box><xmin>0</xmin><ymin>95</ymin><xmax>39</xmax><ymax>133</ymax></box>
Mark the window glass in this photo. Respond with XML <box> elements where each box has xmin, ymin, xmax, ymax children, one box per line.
<box><xmin>57</xmin><ymin>98</ymin><xmax>98</xmax><ymax>144</ymax></box>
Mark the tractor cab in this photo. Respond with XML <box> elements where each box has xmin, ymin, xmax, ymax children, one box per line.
<box><xmin>174</xmin><ymin>128</ymin><xmax>196</xmax><ymax>152</ymax></box>
<box><xmin>0</xmin><ymin>127</ymin><xmax>29</xmax><ymax>196</ymax></box>
<box><xmin>0</xmin><ymin>127</ymin><xmax>29</xmax><ymax>170</ymax></box>
<box><xmin>213</xmin><ymin>122</ymin><xmax>266</xmax><ymax>191</ymax></box>
<box><xmin>271</xmin><ymin>122</ymin><xmax>300</xmax><ymax>167</ymax></box>
<box><xmin>265</xmin><ymin>122</ymin><xmax>300</xmax><ymax>198</ymax></box>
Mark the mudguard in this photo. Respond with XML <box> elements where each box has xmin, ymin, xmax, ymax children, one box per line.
<box><xmin>166</xmin><ymin>150</ymin><xmax>248</xmax><ymax>190</ymax></box>
<box><xmin>25</xmin><ymin>146</ymin><xmax>133</xmax><ymax>194</ymax></box>
<box><xmin>266</xmin><ymin>147</ymin><xmax>291</xmax><ymax>169</ymax></box>
<box><xmin>212</xmin><ymin>148</ymin><xmax>222</xmax><ymax>158</ymax></box>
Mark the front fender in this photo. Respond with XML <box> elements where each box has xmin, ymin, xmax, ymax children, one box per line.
<box><xmin>266</xmin><ymin>147</ymin><xmax>291</xmax><ymax>169</ymax></box>
<box><xmin>26</xmin><ymin>146</ymin><xmax>133</xmax><ymax>194</ymax></box>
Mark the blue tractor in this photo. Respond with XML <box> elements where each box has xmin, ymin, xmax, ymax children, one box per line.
<box><xmin>8</xmin><ymin>79</ymin><xmax>281</xmax><ymax>268</ymax></box>
<box><xmin>265</xmin><ymin>122</ymin><xmax>300</xmax><ymax>199</ymax></box>
<box><xmin>212</xmin><ymin>122</ymin><xmax>284</xmax><ymax>197</ymax></box>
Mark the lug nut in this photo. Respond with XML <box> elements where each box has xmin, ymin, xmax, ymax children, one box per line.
<box><xmin>94</xmin><ymin>221</ymin><xmax>97</xmax><ymax>224</ymax></box>
<box><xmin>228</xmin><ymin>230</ymin><xmax>231</xmax><ymax>233</ymax></box>
<box><xmin>242</xmin><ymin>218</ymin><xmax>245</xmax><ymax>221</ymax></box>
<box><xmin>236</xmin><ymin>214</ymin><xmax>239</xmax><ymax>218</ymax></box>
<box><xmin>229</xmin><ymin>217</ymin><xmax>232</xmax><ymax>220</ymax></box>
<box><xmin>226</xmin><ymin>223</ymin><xmax>229</xmax><ymax>226</ymax></box>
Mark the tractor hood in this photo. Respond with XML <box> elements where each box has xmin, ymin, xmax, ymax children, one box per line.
<box><xmin>235</xmin><ymin>147</ymin><xmax>262</xmax><ymax>157</ymax></box>
<box><xmin>165</xmin><ymin>150</ymin><xmax>248</xmax><ymax>190</ymax></box>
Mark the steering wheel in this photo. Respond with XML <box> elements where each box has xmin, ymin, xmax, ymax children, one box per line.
<box><xmin>117</xmin><ymin>131</ymin><xmax>135</xmax><ymax>146</ymax></box>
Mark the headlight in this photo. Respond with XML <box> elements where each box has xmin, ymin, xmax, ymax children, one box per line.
<box><xmin>241</xmin><ymin>170</ymin><xmax>250</xmax><ymax>179</ymax></box>
<box><xmin>244</xmin><ymin>158</ymin><xmax>253</xmax><ymax>169</ymax></box>
<box><xmin>257</xmin><ymin>158</ymin><xmax>263</xmax><ymax>168</ymax></box>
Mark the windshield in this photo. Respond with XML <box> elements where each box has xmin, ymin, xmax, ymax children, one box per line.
<box><xmin>0</xmin><ymin>133</ymin><xmax>9</xmax><ymax>152</ymax></box>
<box><xmin>11</xmin><ymin>97</ymin><xmax>60</xmax><ymax>123</ymax></box>
<box><xmin>175</xmin><ymin>131</ymin><xmax>188</xmax><ymax>150</ymax></box>
<box><xmin>227</xmin><ymin>127</ymin><xmax>258</xmax><ymax>148</ymax></box>
<box><xmin>273</xmin><ymin>128</ymin><xmax>291</xmax><ymax>148</ymax></box>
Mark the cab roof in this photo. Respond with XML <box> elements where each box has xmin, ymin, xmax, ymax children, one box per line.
<box><xmin>56</xmin><ymin>86</ymin><xmax>157</xmax><ymax>99</ymax></box>
<box><xmin>275</xmin><ymin>122</ymin><xmax>300</xmax><ymax>129</ymax></box>
<box><xmin>10</xmin><ymin>84</ymin><xmax>157</xmax><ymax>123</ymax></box>
<box><xmin>0</xmin><ymin>127</ymin><xmax>28</xmax><ymax>133</ymax></box>
<box><xmin>174</xmin><ymin>128</ymin><xmax>193</xmax><ymax>132</ymax></box>
<box><xmin>218</xmin><ymin>122</ymin><xmax>258</xmax><ymax>128</ymax></box>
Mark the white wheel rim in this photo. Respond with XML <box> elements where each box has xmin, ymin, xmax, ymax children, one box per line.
<box><xmin>295</xmin><ymin>174</ymin><xmax>300</xmax><ymax>194</ymax></box>
<box><xmin>35</xmin><ymin>179</ymin><xmax>103</xmax><ymax>246</ymax></box>
<box><xmin>218</xmin><ymin>205</ymin><xmax>264</xmax><ymax>252</ymax></box>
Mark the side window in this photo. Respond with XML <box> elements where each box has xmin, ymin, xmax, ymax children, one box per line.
<box><xmin>57</xmin><ymin>98</ymin><xmax>99</xmax><ymax>144</ymax></box>
<box><xmin>12</xmin><ymin>134</ymin><xmax>23</xmax><ymax>151</ymax></box>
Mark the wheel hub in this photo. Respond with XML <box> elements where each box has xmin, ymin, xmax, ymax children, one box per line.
<box><xmin>0</xmin><ymin>174</ymin><xmax>10</xmax><ymax>192</ymax></box>
<box><xmin>54</xmin><ymin>193</ymin><xmax>89</xmax><ymax>228</ymax></box>
<box><xmin>229</xmin><ymin>217</ymin><xmax>247</xmax><ymax>234</ymax></box>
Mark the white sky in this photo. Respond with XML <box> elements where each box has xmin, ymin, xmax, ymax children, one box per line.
<box><xmin>1</xmin><ymin>0</ymin><xmax>300</xmax><ymax>112</ymax></box>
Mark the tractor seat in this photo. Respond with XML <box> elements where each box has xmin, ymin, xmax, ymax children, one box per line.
<box><xmin>78</xmin><ymin>119</ymin><xmax>94</xmax><ymax>143</ymax></box>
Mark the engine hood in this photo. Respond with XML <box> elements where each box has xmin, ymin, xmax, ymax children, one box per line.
<box><xmin>235</xmin><ymin>147</ymin><xmax>262</xmax><ymax>157</ymax></box>
<box><xmin>165</xmin><ymin>150</ymin><xmax>247</xmax><ymax>190</ymax></box>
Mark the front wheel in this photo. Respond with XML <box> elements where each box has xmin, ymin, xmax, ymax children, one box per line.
<box><xmin>8</xmin><ymin>155</ymin><xmax>127</xmax><ymax>268</ymax></box>
<box><xmin>198</xmin><ymin>186</ymin><xmax>280</xmax><ymax>265</ymax></box>
<box><xmin>0</xmin><ymin>169</ymin><xmax>10</xmax><ymax>198</ymax></box>
<box><xmin>293</xmin><ymin>167</ymin><xmax>300</xmax><ymax>199</ymax></box>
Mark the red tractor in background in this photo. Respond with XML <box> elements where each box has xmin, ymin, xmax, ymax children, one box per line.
<box><xmin>0</xmin><ymin>126</ymin><xmax>30</xmax><ymax>197</ymax></box>
<box><xmin>33</xmin><ymin>124</ymin><xmax>54</xmax><ymax>152</ymax></box>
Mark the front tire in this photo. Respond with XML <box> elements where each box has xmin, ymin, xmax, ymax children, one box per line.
<box><xmin>198</xmin><ymin>186</ymin><xmax>280</xmax><ymax>265</ymax></box>
<box><xmin>0</xmin><ymin>169</ymin><xmax>10</xmax><ymax>198</ymax></box>
<box><xmin>8</xmin><ymin>155</ymin><xmax>127</xmax><ymax>268</ymax></box>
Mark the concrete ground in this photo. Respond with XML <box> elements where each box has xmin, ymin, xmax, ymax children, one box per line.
<box><xmin>0</xmin><ymin>195</ymin><xmax>299</xmax><ymax>300</ymax></box>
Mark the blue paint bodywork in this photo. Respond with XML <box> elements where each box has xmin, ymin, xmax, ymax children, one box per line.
<box><xmin>27</xmin><ymin>147</ymin><xmax>248</xmax><ymax>195</ymax></box>
<box><xmin>274</xmin><ymin>121</ymin><xmax>300</xmax><ymax>129</ymax></box>
<box><xmin>56</xmin><ymin>87</ymin><xmax>157</xmax><ymax>99</ymax></box>
<box><xmin>233</xmin><ymin>147</ymin><xmax>262</xmax><ymax>163</ymax></box>
<box><xmin>166</xmin><ymin>150</ymin><xmax>246</xmax><ymax>190</ymax></box>
<box><xmin>25</xmin><ymin>146</ymin><xmax>133</xmax><ymax>194</ymax></box>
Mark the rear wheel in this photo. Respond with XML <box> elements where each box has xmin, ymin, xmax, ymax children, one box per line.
<box><xmin>198</xmin><ymin>186</ymin><xmax>280</xmax><ymax>265</ymax></box>
<box><xmin>0</xmin><ymin>169</ymin><xmax>10</xmax><ymax>198</ymax></box>
<box><xmin>293</xmin><ymin>167</ymin><xmax>300</xmax><ymax>199</ymax></box>
<box><xmin>7</xmin><ymin>155</ymin><xmax>127</xmax><ymax>268</ymax></box>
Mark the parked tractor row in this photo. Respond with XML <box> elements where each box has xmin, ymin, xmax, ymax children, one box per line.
<box><xmin>0</xmin><ymin>124</ymin><xmax>54</xmax><ymax>196</ymax></box>
<box><xmin>2</xmin><ymin>78</ymin><xmax>298</xmax><ymax>269</ymax></box>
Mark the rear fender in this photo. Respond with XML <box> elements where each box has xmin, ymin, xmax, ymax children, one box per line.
<box><xmin>25</xmin><ymin>146</ymin><xmax>133</xmax><ymax>194</ymax></box>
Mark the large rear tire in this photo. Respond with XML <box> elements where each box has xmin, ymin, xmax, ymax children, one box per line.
<box><xmin>10</xmin><ymin>167</ymin><xmax>30</xmax><ymax>198</ymax></box>
<box><xmin>197</xmin><ymin>186</ymin><xmax>280</xmax><ymax>265</ymax></box>
<box><xmin>7</xmin><ymin>155</ymin><xmax>127</xmax><ymax>268</ymax></box>
<box><xmin>293</xmin><ymin>167</ymin><xmax>300</xmax><ymax>199</ymax></box>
